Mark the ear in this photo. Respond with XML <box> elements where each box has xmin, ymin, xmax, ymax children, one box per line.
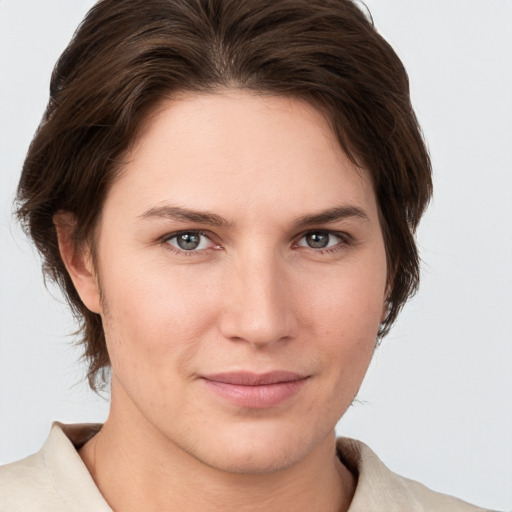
<box><xmin>54</xmin><ymin>212</ymin><xmax>103</xmax><ymax>314</ymax></box>
<box><xmin>381</xmin><ymin>281</ymin><xmax>392</xmax><ymax>324</ymax></box>
<box><xmin>381</xmin><ymin>298</ymin><xmax>389</xmax><ymax>324</ymax></box>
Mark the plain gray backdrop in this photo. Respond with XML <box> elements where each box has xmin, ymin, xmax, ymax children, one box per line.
<box><xmin>1</xmin><ymin>1</ymin><xmax>511</xmax><ymax>510</ymax></box>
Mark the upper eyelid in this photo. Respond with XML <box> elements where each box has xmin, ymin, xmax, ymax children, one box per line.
<box><xmin>295</xmin><ymin>229</ymin><xmax>352</xmax><ymax>241</ymax></box>
<box><xmin>162</xmin><ymin>229</ymin><xmax>213</xmax><ymax>241</ymax></box>
<box><xmin>161</xmin><ymin>228</ymin><xmax>348</xmax><ymax>238</ymax></box>
<box><xmin>293</xmin><ymin>230</ymin><xmax>355</xmax><ymax>252</ymax></box>
<box><xmin>161</xmin><ymin>230</ymin><xmax>222</xmax><ymax>254</ymax></box>
<box><xmin>159</xmin><ymin>229</ymin><xmax>352</xmax><ymax>250</ymax></box>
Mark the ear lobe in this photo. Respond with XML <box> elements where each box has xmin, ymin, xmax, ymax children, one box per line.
<box><xmin>54</xmin><ymin>212</ymin><xmax>103</xmax><ymax>314</ymax></box>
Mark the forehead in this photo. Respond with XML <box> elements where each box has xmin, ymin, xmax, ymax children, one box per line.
<box><xmin>104</xmin><ymin>90</ymin><xmax>377</xmax><ymax>224</ymax></box>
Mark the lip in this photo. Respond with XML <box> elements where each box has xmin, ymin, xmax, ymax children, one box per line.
<box><xmin>200</xmin><ymin>371</ymin><xmax>309</xmax><ymax>408</ymax></box>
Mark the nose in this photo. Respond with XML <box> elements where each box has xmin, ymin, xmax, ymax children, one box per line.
<box><xmin>218</xmin><ymin>249</ymin><xmax>299</xmax><ymax>349</ymax></box>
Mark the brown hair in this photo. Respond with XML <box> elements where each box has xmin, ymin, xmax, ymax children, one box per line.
<box><xmin>17</xmin><ymin>0</ymin><xmax>432</xmax><ymax>389</ymax></box>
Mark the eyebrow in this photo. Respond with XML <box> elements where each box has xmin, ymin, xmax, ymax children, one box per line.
<box><xmin>139</xmin><ymin>204</ymin><xmax>369</xmax><ymax>227</ymax></box>
<box><xmin>292</xmin><ymin>206</ymin><xmax>369</xmax><ymax>228</ymax></box>
<box><xmin>139</xmin><ymin>206</ymin><xmax>228</xmax><ymax>226</ymax></box>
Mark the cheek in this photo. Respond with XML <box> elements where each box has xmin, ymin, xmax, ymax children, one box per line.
<box><xmin>302</xmin><ymin>255</ymin><xmax>386</xmax><ymax>376</ymax></box>
<box><xmin>303</xmin><ymin>262</ymin><xmax>386</xmax><ymax>338</ymax></box>
<box><xmin>100</xmin><ymin>262</ymin><xmax>223</xmax><ymax>377</ymax></box>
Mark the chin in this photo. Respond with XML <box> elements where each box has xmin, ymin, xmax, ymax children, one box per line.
<box><xmin>202</xmin><ymin>445</ymin><xmax>303</xmax><ymax>475</ymax></box>
<box><xmin>187</xmin><ymin>424</ymin><xmax>325</xmax><ymax>475</ymax></box>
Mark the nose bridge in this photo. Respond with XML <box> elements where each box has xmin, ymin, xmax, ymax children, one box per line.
<box><xmin>220</xmin><ymin>243</ymin><xmax>296</xmax><ymax>347</ymax></box>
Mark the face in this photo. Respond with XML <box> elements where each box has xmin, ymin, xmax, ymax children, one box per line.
<box><xmin>78</xmin><ymin>91</ymin><xmax>387</xmax><ymax>473</ymax></box>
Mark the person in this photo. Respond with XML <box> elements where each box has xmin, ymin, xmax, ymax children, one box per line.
<box><xmin>0</xmin><ymin>0</ymin><xmax>502</xmax><ymax>510</ymax></box>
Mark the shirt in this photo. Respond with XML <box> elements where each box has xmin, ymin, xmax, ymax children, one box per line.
<box><xmin>0</xmin><ymin>423</ymin><xmax>494</xmax><ymax>511</ymax></box>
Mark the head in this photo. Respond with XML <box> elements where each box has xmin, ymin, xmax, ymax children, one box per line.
<box><xmin>17</xmin><ymin>0</ymin><xmax>431</xmax><ymax>392</ymax></box>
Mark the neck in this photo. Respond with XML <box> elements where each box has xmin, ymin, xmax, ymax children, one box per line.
<box><xmin>79</xmin><ymin>386</ymin><xmax>355</xmax><ymax>512</ymax></box>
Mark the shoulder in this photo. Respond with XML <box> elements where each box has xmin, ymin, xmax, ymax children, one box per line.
<box><xmin>0</xmin><ymin>449</ymin><xmax>61</xmax><ymax>511</ymax></box>
<box><xmin>0</xmin><ymin>423</ymin><xmax>110</xmax><ymax>512</ymax></box>
<box><xmin>337</xmin><ymin>438</ymin><xmax>496</xmax><ymax>512</ymax></box>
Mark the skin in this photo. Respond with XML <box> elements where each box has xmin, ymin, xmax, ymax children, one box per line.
<box><xmin>57</xmin><ymin>90</ymin><xmax>388</xmax><ymax>512</ymax></box>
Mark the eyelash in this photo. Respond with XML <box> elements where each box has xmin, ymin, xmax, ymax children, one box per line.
<box><xmin>160</xmin><ymin>229</ymin><xmax>353</xmax><ymax>256</ymax></box>
<box><xmin>294</xmin><ymin>230</ymin><xmax>354</xmax><ymax>255</ymax></box>
<box><xmin>161</xmin><ymin>230</ymin><xmax>219</xmax><ymax>256</ymax></box>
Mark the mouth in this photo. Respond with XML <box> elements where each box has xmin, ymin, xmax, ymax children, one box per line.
<box><xmin>200</xmin><ymin>371</ymin><xmax>309</xmax><ymax>408</ymax></box>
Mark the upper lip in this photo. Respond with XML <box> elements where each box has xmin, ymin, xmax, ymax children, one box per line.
<box><xmin>201</xmin><ymin>371</ymin><xmax>307</xmax><ymax>386</ymax></box>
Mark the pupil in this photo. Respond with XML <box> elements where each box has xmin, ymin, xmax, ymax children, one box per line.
<box><xmin>307</xmin><ymin>232</ymin><xmax>329</xmax><ymax>248</ymax></box>
<box><xmin>177</xmin><ymin>233</ymin><xmax>200</xmax><ymax>250</ymax></box>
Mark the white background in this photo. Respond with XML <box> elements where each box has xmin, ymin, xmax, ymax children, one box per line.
<box><xmin>0</xmin><ymin>1</ymin><xmax>510</xmax><ymax>510</ymax></box>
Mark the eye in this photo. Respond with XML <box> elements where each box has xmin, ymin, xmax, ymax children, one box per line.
<box><xmin>164</xmin><ymin>231</ymin><xmax>213</xmax><ymax>252</ymax></box>
<box><xmin>296</xmin><ymin>231</ymin><xmax>345</xmax><ymax>250</ymax></box>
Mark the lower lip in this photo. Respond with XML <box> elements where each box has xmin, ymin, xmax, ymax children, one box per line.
<box><xmin>201</xmin><ymin>378</ymin><xmax>308</xmax><ymax>408</ymax></box>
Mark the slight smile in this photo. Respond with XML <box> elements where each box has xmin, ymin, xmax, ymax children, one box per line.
<box><xmin>200</xmin><ymin>371</ymin><xmax>310</xmax><ymax>409</ymax></box>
